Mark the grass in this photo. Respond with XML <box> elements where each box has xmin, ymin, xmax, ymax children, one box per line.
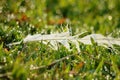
<box><xmin>0</xmin><ymin>0</ymin><xmax>120</xmax><ymax>80</ymax></box>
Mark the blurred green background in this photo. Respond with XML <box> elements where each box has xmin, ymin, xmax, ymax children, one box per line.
<box><xmin>0</xmin><ymin>0</ymin><xmax>120</xmax><ymax>45</ymax></box>
<box><xmin>0</xmin><ymin>0</ymin><xmax>120</xmax><ymax>80</ymax></box>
